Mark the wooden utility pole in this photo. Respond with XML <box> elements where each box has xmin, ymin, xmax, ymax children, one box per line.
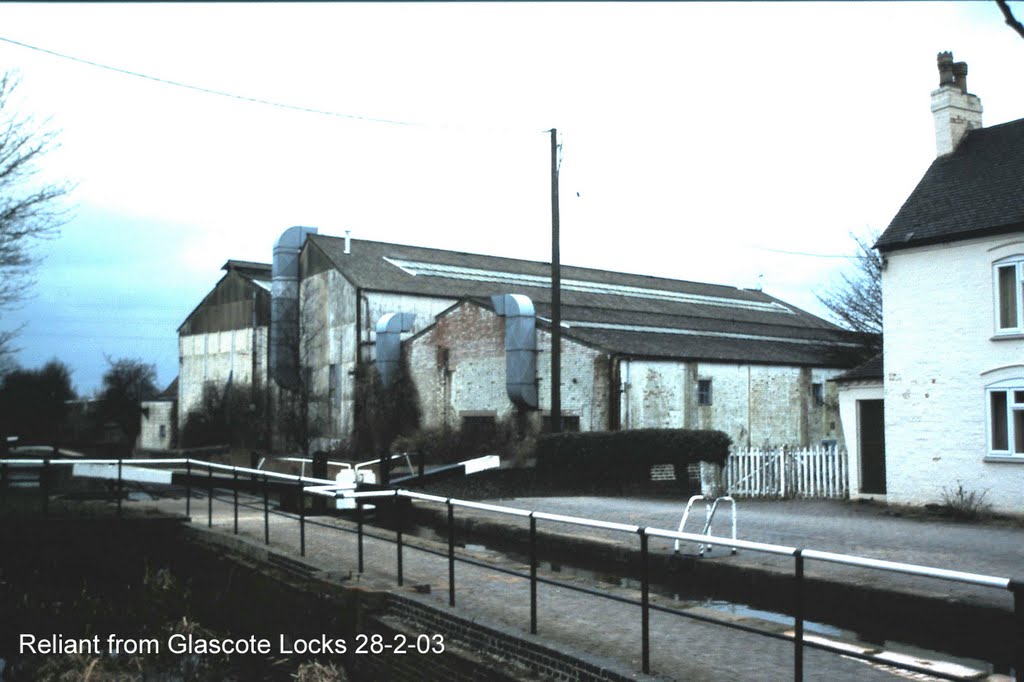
<box><xmin>550</xmin><ymin>128</ymin><xmax>561</xmax><ymax>433</ymax></box>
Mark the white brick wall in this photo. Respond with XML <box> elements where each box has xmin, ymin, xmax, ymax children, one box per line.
<box><xmin>883</xmin><ymin>234</ymin><xmax>1024</xmax><ymax>513</ymax></box>
<box><xmin>178</xmin><ymin>327</ymin><xmax>267</xmax><ymax>429</ymax></box>
<box><xmin>138</xmin><ymin>400</ymin><xmax>174</xmax><ymax>450</ymax></box>
<box><xmin>836</xmin><ymin>380</ymin><xmax>884</xmax><ymax>498</ymax></box>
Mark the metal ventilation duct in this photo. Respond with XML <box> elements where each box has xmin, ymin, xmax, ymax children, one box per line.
<box><xmin>491</xmin><ymin>294</ymin><xmax>538</xmax><ymax>409</ymax></box>
<box><xmin>271</xmin><ymin>225</ymin><xmax>318</xmax><ymax>389</ymax></box>
<box><xmin>375</xmin><ymin>312</ymin><xmax>416</xmax><ymax>388</ymax></box>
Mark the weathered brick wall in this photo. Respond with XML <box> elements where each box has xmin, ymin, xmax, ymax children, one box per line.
<box><xmin>137</xmin><ymin>400</ymin><xmax>175</xmax><ymax>450</ymax></box>
<box><xmin>178</xmin><ymin>327</ymin><xmax>268</xmax><ymax>432</ymax></box>
<box><xmin>883</xmin><ymin>235</ymin><xmax>1024</xmax><ymax>512</ymax></box>
<box><xmin>621</xmin><ymin>360</ymin><xmax>842</xmax><ymax>448</ymax></box>
<box><xmin>407</xmin><ymin>302</ymin><xmax>610</xmax><ymax>432</ymax></box>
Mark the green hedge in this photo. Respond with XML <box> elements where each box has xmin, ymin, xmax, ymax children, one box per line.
<box><xmin>535</xmin><ymin>429</ymin><xmax>731</xmax><ymax>488</ymax></box>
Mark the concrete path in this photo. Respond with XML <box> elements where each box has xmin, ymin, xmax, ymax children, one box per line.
<box><xmin>470</xmin><ymin>496</ymin><xmax>1024</xmax><ymax>608</ymax></box>
<box><xmin>130</xmin><ymin>488</ymin><xmax>1018</xmax><ymax>682</ymax></box>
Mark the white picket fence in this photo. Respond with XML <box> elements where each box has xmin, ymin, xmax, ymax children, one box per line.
<box><xmin>724</xmin><ymin>446</ymin><xmax>848</xmax><ymax>499</ymax></box>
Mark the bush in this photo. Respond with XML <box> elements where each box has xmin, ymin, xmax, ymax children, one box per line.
<box><xmin>392</xmin><ymin>418</ymin><xmax>533</xmax><ymax>466</ymax></box>
<box><xmin>535</xmin><ymin>429</ymin><xmax>731</xmax><ymax>490</ymax></box>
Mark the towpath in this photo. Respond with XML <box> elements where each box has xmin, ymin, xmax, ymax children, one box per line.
<box><xmin>130</xmin><ymin>488</ymin><xmax>1019</xmax><ymax>682</ymax></box>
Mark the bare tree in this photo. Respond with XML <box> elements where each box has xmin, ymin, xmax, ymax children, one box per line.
<box><xmin>817</xmin><ymin>230</ymin><xmax>883</xmax><ymax>354</ymax></box>
<box><xmin>996</xmin><ymin>0</ymin><xmax>1024</xmax><ymax>40</ymax></box>
<box><xmin>0</xmin><ymin>71</ymin><xmax>73</xmax><ymax>361</ymax></box>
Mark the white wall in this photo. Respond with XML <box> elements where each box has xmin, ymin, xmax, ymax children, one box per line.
<box><xmin>836</xmin><ymin>380</ymin><xmax>884</xmax><ymax>499</ymax></box>
<box><xmin>883</xmin><ymin>234</ymin><xmax>1024</xmax><ymax>512</ymax></box>
<box><xmin>620</xmin><ymin>360</ymin><xmax>843</xmax><ymax>448</ymax></box>
<box><xmin>178</xmin><ymin>327</ymin><xmax>267</xmax><ymax>430</ymax></box>
<box><xmin>138</xmin><ymin>400</ymin><xmax>174</xmax><ymax>451</ymax></box>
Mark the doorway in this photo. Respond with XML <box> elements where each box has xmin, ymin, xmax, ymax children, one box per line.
<box><xmin>858</xmin><ymin>399</ymin><xmax>886</xmax><ymax>494</ymax></box>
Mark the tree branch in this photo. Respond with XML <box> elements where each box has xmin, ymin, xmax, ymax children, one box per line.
<box><xmin>996</xmin><ymin>0</ymin><xmax>1024</xmax><ymax>40</ymax></box>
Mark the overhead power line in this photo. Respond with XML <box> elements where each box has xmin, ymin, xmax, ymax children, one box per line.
<box><xmin>1</xmin><ymin>34</ymin><xmax>549</xmax><ymax>135</ymax></box>
<box><xmin>752</xmin><ymin>246</ymin><xmax>863</xmax><ymax>259</ymax></box>
<box><xmin>0</xmin><ymin>35</ymin><xmax>427</xmax><ymax>126</ymax></box>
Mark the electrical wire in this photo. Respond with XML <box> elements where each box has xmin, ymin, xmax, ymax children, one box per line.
<box><xmin>0</xmin><ymin>35</ymin><xmax>551</xmax><ymax>136</ymax></box>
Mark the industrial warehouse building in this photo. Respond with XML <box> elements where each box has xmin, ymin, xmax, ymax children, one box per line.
<box><xmin>176</xmin><ymin>230</ymin><xmax>861</xmax><ymax>452</ymax></box>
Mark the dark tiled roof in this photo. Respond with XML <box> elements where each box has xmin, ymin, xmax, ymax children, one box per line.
<box><xmin>158</xmin><ymin>377</ymin><xmax>179</xmax><ymax>400</ymax></box>
<box><xmin>311</xmin><ymin>235</ymin><xmax>841</xmax><ymax>329</ymax></box>
<box><xmin>876</xmin><ymin>118</ymin><xmax>1024</xmax><ymax>252</ymax></box>
<box><xmin>312</xmin><ymin>236</ymin><xmax>861</xmax><ymax>368</ymax></box>
<box><xmin>222</xmin><ymin>260</ymin><xmax>271</xmax><ymax>282</ymax></box>
<box><xmin>831</xmin><ymin>354</ymin><xmax>883</xmax><ymax>383</ymax></box>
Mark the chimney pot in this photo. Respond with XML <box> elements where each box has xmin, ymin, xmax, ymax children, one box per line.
<box><xmin>344</xmin><ymin>230</ymin><xmax>352</xmax><ymax>255</ymax></box>
<box><xmin>930</xmin><ymin>51</ymin><xmax>982</xmax><ymax>157</ymax></box>
<box><xmin>952</xmin><ymin>61</ymin><xmax>968</xmax><ymax>94</ymax></box>
<box><xmin>937</xmin><ymin>51</ymin><xmax>954</xmax><ymax>86</ymax></box>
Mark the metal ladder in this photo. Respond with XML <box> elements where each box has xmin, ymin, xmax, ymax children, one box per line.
<box><xmin>673</xmin><ymin>494</ymin><xmax>737</xmax><ymax>557</ymax></box>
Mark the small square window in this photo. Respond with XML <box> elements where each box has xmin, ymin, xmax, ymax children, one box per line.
<box><xmin>697</xmin><ymin>379</ymin><xmax>712</xmax><ymax>406</ymax></box>
<box><xmin>158</xmin><ymin>424</ymin><xmax>167</xmax><ymax>440</ymax></box>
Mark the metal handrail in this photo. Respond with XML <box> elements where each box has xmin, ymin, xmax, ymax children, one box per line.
<box><xmin>6</xmin><ymin>455</ymin><xmax>1021</xmax><ymax>681</ymax></box>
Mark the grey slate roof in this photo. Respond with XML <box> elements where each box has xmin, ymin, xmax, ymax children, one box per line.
<box><xmin>311</xmin><ymin>236</ymin><xmax>859</xmax><ymax>368</ymax></box>
<box><xmin>876</xmin><ymin>118</ymin><xmax>1024</xmax><ymax>252</ymax></box>
<box><xmin>831</xmin><ymin>354</ymin><xmax>883</xmax><ymax>384</ymax></box>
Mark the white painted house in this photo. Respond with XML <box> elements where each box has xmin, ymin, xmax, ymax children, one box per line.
<box><xmin>874</xmin><ymin>52</ymin><xmax>1024</xmax><ymax>513</ymax></box>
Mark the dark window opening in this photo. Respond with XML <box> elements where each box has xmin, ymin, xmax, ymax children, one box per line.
<box><xmin>697</xmin><ymin>379</ymin><xmax>712</xmax><ymax>406</ymax></box>
<box><xmin>542</xmin><ymin>415</ymin><xmax>581</xmax><ymax>432</ymax></box>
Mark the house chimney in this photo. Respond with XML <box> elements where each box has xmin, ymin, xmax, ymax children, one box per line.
<box><xmin>931</xmin><ymin>51</ymin><xmax>982</xmax><ymax>157</ymax></box>
<box><xmin>344</xmin><ymin>230</ymin><xmax>351</xmax><ymax>255</ymax></box>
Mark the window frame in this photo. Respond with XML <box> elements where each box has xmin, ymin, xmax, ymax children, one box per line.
<box><xmin>986</xmin><ymin>379</ymin><xmax>1024</xmax><ymax>457</ymax></box>
<box><xmin>697</xmin><ymin>379</ymin><xmax>712</xmax><ymax>407</ymax></box>
<box><xmin>993</xmin><ymin>257</ymin><xmax>1024</xmax><ymax>335</ymax></box>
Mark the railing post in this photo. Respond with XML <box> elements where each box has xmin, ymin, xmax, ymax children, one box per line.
<box><xmin>794</xmin><ymin>549</ymin><xmax>805</xmax><ymax>682</ymax></box>
<box><xmin>530</xmin><ymin>512</ymin><xmax>538</xmax><ymax>634</ymax></box>
<box><xmin>396</xmin><ymin>494</ymin><xmax>404</xmax><ymax>587</ymax></box>
<box><xmin>639</xmin><ymin>527</ymin><xmax>650</xmax><ymax>675</ymax></box>
<box><xmin>185</xmin><ymin>460</ymin><xmax>192</xmax><ymax>517</ymax></box>
<box><xmin>356</xmin><ymin>499</ymin><xmax>365</xmax><ymax>574</ymax></box>
<box><xmin>298</xmin><ymin>480</ymin><xmax>306</xmax><ymax>557</ymax></box>
<box><xmin>41</xmin><ymin>458</ymin><xmax>50</xmax><ymax>517</ymax></box>
<box><xmin>232</xmin><ymin>469</ymin><xmax>239</xmax><ymax>535</ymax></box>
<box><xmin>447</xmin><ymin>498</ymin><xmax>456</xmax><ymax>607</ymax></box>
<box><xmin>1011</xmin><ymin>579</ymin><xmax>1024</xmax><ymax>682</ymax></box>
<box><xmin>207</xmin><ymin>464</ymin><xmax>213</xmax><ymax>528</ymax></box>
<box><xmin>250</xmin><ymin>451</ymin><xmax>259</xmax><ymax>481</ymax></box>
<box><xmin>117</xmin><ymin>458</ymin><xmax>123</xmax><ymax>518</ymax></box>
<box><xmin>262</xmin><ymin>474</ymin><xmax>270</xmax><ymax>545</ymax></box>
<box><xmin>1</xmin><ymin>461</ymin><xmax>7</xmax><ymax>509</ymax></box>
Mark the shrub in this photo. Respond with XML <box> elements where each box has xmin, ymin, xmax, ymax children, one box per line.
<box><xmin>535</xmin><ymin>428</ymin><xmax>731</xmax><ymax>489</ymax></box>
<box><xmin>940</xmin><ymin>481</ymin><xmax>992</xmax><ymax>521</ymax></box>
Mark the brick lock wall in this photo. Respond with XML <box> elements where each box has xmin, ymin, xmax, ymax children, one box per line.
<box><xmin>883</xmin><ymin>235</ymin><xmax>1024</xmax><ymax>512</ymax></box>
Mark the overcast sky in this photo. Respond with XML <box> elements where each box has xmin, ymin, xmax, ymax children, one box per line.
<box><xmin>1</xmin><ymin>2</ymin><xmax>1022</xmax><ymax>396</ymax></box>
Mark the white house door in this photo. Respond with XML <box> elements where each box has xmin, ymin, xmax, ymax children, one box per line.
<box><xmin>858</xmin><ymin>399</ymin><xmax>886</xmax><ymax>494</ymax></box>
